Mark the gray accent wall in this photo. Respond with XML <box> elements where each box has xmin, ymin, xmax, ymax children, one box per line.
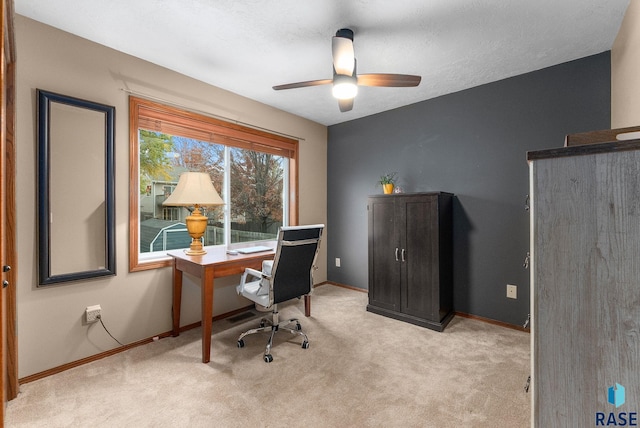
<box><xmin>327</xmin><ymin>52</ymin><xmax>611</xmax><ymax>326</ymax></box>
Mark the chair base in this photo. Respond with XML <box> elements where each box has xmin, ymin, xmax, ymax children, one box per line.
<box><xmin>237</xmin><ymin>306</ymin><xmax>309</xmax><ymax>363</ymax></box>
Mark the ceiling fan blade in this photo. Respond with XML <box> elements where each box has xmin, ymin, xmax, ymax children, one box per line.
<box><xmin>272</xmin><ymin>79</ymin><xmax>333</xmax><ymax>91</ymax></box>
<box><xmin>332</xmin><ymin>31</ymin><xmax>355</xmax><ymax>76</ymax></box>
<box><xmin>338</xmin><ymin>98</ymin><xmax>354</xmax><ymax>112</ymax></box>
<box><xmin>358</xmin><ymin>74</ymin><xmax>422</xmax><ymax>87</ymax></box>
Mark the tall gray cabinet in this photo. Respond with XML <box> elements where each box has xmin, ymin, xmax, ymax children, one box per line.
<box><xmin>367</xmin><ymin>192</ymin><xmax>454</xmax><ymax>332</ymax></box>
<box><xmin>528</xmin><ymin>141</ymin><xmax>640</xmax><ymax>426</ymax></box>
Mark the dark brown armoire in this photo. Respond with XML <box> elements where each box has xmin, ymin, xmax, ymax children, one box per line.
<box><xmin>367</xmin><ymin>192</ymin><xmax>454</xmax><ymax>331</ymax></box>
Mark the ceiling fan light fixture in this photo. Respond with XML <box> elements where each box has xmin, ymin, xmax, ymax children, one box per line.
<box><xmin>272</xmin><ymin>27</ymin><xmax>421</xmax><ymax>113</ymax></box>
<box><xmin>332</xmin><ymin>74</ymin><xmax>358</xmax><ymax>99</ymax></box>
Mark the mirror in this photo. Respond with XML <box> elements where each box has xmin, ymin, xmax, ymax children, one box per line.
<box><xmin>37</xmin><ymin>89</ymin><xmax>116</xmax><ymax>286</ymax></box>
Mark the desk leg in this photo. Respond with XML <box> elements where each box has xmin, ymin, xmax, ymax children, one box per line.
<box><xmin>304</xmin><ymin>295</ymin><xmax>311</xmax><ymax>317</ymax></box>
<box><xmin>172</xmin><ymin>263</ymin><xmax>183</xmax><ymax>337</ymax></box>
<box><xmin>201</xmin><ymin>266</ymin><xmax>215</xmax><ymax>363</ymax></box>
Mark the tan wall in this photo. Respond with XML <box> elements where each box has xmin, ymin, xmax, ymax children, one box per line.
<box><xmin>612</xmin><ymin>0</ymin><xmax>640</xmax><ymax>127</ymax></box>
<box><xmin>16</xmin><ymin>15</ymin><xmax>327</xmax><ymax>377</ymax></box>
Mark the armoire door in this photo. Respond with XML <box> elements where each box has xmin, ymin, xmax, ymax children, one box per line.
<box><xmin>400</xmin><ymin>195</ymin><xmax>438</xmax><ymax>320</ymax></box>
<box><xmin>368</xmin><ymin>197</ymin><xmax>400</xmax><ymax>311</ymax></box>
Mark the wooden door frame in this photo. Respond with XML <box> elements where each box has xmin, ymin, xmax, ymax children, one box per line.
<box><xmin>1</xmin><ymin>0</ymin><xmax>17</xmax><ymax>424</ymax></box>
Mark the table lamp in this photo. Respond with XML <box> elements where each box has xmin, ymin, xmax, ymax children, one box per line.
<box><xmin>163</xmin><ymin>172</ymin><xmax>224</xmax><ymax>255</ymax></box>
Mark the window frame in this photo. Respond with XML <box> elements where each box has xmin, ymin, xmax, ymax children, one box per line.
<box><xmin>129</xmin><ymin>97</ymin><xmax>299</xmax><ymax>272</ymax></box>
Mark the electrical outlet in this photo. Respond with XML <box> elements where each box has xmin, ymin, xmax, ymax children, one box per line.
<box><xmin>507</xmin><ymin>284</ymin><xmax>517</xmax><ymax>299</ymax></box>
<box><xmin>85</xmin><ymin>305</ymin><xmax>102</xmax><ymax>323</ymax></box>
<box><xmin>335</xmin><ymin>258</ymin><xmax>341</xmax><ymax>267</ymax></box>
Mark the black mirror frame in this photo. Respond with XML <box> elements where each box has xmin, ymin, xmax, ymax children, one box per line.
<box><xmin>37</xmin><ymin>89</ymin><xmax>116</xmax><ymax>286</ymax></box>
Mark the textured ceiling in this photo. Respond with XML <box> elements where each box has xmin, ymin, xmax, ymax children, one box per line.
<box><xmin>16</xmin><ymin>0</ymin><xmax>629</xmax><ymax>126</ymax></box>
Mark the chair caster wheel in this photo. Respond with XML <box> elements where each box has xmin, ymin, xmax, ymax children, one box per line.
<box><xmin>295</xmin><ymin>323</ymin><xmax>302</xmax><ymax>331</ymax></box>
<box><xmin>264</xmin><ymin>354</ymin><xmax>273</xmax><ymax>363</ymax></box>
<box><xmin>259</xmin><ymin>321</ymin><xmax>266</xmax><ymax>328</ymax></box>
<box><xmin>237</xmin><ymin>339</ymin><xmax>245</xmax><ymax>348</ymax></box>
<box><xmin>301</xmin><ymin>341</ymin><xmax>309</xmax><ymax>349</ymax></box>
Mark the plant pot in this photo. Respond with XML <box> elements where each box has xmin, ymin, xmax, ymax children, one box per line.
<box><xmin>383</xmin><ymin>183</ymin><xmax>394</xmax><ymax>194</ymax></box>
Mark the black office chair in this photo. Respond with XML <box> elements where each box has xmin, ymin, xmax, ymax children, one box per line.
<box><xmin>236</xmin><ymin>224</ymin><xmax>324</xmax><ymax>363</ymax></box>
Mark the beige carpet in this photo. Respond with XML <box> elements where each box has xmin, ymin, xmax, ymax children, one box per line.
<box><xmin>6</xmin><ymin>285</ymin><xmax>531</xmax><ymax>427</ymax></box>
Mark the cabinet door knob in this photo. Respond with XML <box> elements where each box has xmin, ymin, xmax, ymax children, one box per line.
<box><xmin>395</xmin><ymin>248</ymin><xmax>399</xmax><ymax>262</ymax></box>
<box><xmin>401</xmin><ymin>248</ymin><xmax>406</xmax><ymax>262</ymax></box>
<box><xmin>2</xmin><ymin>280</ymin><xmax>8</xmax><ymax>289</ymax></box>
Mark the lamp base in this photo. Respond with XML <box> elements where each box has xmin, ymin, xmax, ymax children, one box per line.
<box><xmin>184</xmin><ymin>247</ymin><xmax>207</xmax><ymax>256</ymax></box>
<box><xmin>185</xmin><ymin>206</ymin><xmax>208</xmax><ymax>255</ymax></box>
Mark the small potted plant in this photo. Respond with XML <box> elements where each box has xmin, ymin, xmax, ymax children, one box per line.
<box><xmin>379</xmin><ymin>172</ymin><xmax>397</xmax><ymax>194</ymax></box>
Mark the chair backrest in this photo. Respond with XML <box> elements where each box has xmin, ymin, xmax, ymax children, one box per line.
<box><xmin>270</xmin><ymin>224</ymin><xmax>324</xmax><ymax>304</ymax></box>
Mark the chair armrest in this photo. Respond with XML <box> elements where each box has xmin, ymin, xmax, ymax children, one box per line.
<box><xmin>244</xmin><ymin>267</ymin><xmax>266</xmax><ymax>280</ymax></box>
<box><xmin>237</xmin><ymin>267</ymin><xmax>271</xmax><ymax>295</ymax></box>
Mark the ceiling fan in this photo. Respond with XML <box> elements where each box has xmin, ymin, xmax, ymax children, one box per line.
<box><xmin>273</xmin><ymin>28</ymin><xmax>422</xmax><ymax>112</ymax></box>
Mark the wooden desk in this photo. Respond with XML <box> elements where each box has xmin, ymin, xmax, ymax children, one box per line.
<box><xmin>168</xmin><ymin>246</ymin><xmax>311</xmax><ymax>363</ymax></box>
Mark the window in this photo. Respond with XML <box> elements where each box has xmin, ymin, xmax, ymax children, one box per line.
<box><xmin>129</xmin><ymin>97</ymin><xmax>299</xmax><ymax>271</ymax></box>
<box><xmin>161</xmin><ymin>206</ymin><xmax>180</xmax><ymax>221</ymax></box>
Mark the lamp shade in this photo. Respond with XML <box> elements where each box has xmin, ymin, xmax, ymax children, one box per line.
<box><xmin>163</xmin><ymin>172</ymin><xmax>224</xmax><ymax>207</ymax></box>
